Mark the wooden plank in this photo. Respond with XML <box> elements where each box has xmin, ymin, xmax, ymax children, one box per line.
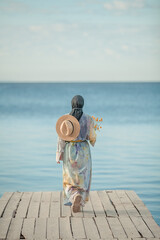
<box><xmin>0</xmin><ymin>192</ymin><xmax>13</xmax><ymax>217</ymax></box>
<box><xmin>0</xmin><ymin>192</ymin><xmax>13</xmax><ymax>201</ymax></box>
<box><xmin>71</xmin><ymin>217</ymin><xmax>86</xmax><ymax>239</ymax></box>
<box><xmin>41</xmin><ymin>191</ymin><xmax>51</xmax><ymax>202</ymax></box>
<box><xmin>132</xmin><ymin>239</ymin><xmax>146</xmax><ymax>240</ymax></box>
<box><xmin>31</xmin><ymin>192</ymin><xmax>42</xmax><ymax>202</ymax></box>
<box><xmin>6</xmin><ymin>218</ymin><xmax>23</xmax><ymax>240</ymax></box>
<box><xmin>125</xmin><ymin>190</ymin><xmax>152</xmax><ymax>217</ymax></box>
<box><xmin>117</xmin><ymin>239</ymin><xmax>132</xmax><ymax>240</ymax></box>
<box><xmin>0</xmin><ymin>190</ymin><xmax>158</xmax><ymax>240</ymax></box>
<box><xmin>89</xmin><ymin>191</ymin><xmax>106</xmax><ymax>217</ymax></box>
<box><xmin>34</xmin><ymin>218</ymin><xmax>46</xmax><ymax>240</ymax></box>
<box><xmin>51</xmin><ymin>191</ymin><xmax>61</xmax><ymax>202</ymax></box>
<box><xmin>27</xmin><ymin>192</ymin><xmax>42</xmax><ymax>218</ymax></box>
<box><xmin>94</xmin><ymin>216</ymin><xmax>113</xmax><ymax>239</ymax></box>
<box><xmin>39</xmin><ymin>202</ymin><xmax>50</xmax><ymax>218</ymax></box>
<box><xmin>16</xmin><ymin>192</ymin><xmax>33</xmax><ymax>218</ymax></box>
<box><xmin>0</xmin><ymin>200</ymin><xmax>9</xmax><ymax>218</ymax></box>
<box><xmin>27</xmin><ymin>201</ymin><xmax>40</xmax><ymax>218</ymax></box>
<box><xmin>115</xmin><ymin>190</ymin><xmax>140</xmax><ymax>216</ymax></box>
<box><xmin>47</xmin><ymin>217</ymin><xmax>59</xmax><ymax>239</ymax></box>
<box><xmin>107</xmin><ymin>191</ymin><xmax>128</xmax><ymax>217</ymax></box>
<box><xmin>116</xmin><ymin>190</ymin><xmax>134</xmax><ymax>204</ymax></box>
<box><xmin>83</xmin><ymin>196</ymin><xmax>95</xmax><ymax>218</ymax></box>
<box><xmin>135</xmin><ymin>203</ymin><xmax>153</xmax><ymax>216</ymax></box>
<box><xmin>50</xmin><ymin>191</ymin><xmax>61</xmax><ymax>217</ymax></box>
<box><xmin>125</xmin><ymin>190</ymin><xmax>144</xmax><ymax>204</ymax></box>
<box><xmin>107</xmin><ymin>216</ymin><xmax>127</xmax><ymax>238</ymax></box>
<box><xmin>142</xmin><ymin>216</ymin><xmax>160</xmax><ymax>238</ymax></box>
<box><xmin>83</xmin><ymin>217</ymin><xmax>100</xmax><ymax>239</ymax></box>
<box><xmin>10</xmin><ymin>192</ymin><xmax>22</xmax><ymax>201</ymax></box>
<box><xmin>21</xmin><ymin>192</ymin><xmax>33</xmax><ymax>200</ymax></box>
<box><xmin>98</xmin><ymin>190</ymin><xmax>117</xmax><ymax>217</ymax></box>
<box><xmin>3</xmin><ymin>192</ymin><xmax>23</xmax><ymax>218</ymax></box>
<box><xmin>119</xmin><ymin>216</ymin><xmax>141</xmax><ymax>238</ymax></box>
<box><xmin>75</xmin><ymin>239</ymin><xmax>89</xmax><ymax>240</ymax></box>
<box><xmin>50</xmin><ymin>202</ymin><xmax>60</xmax><ymax>218</ymax></box>
<box><xmin>21</xmin><ymin>218</ymin><xmax>35</xmax><ymax>239</ymax></box>
<box><xmin>2</xmin><ymin>198</ymin><xmax>19</xmax><ymax>218</ymax></box>
<box><xmin>0</xmin><ymin>218</ymin><xmax>11</xmax><ymax>240</ymax></box>
<box><xmin>15</xmin><ymin>199</ymin><xmax>30</xmax><ymax>218</ymax></box>
<box><xmin>146</xmin><ymin>238</ymin><xmax>160</xmax><ymax>240</ymax></box>
<box><xmin>59</xmin><ymin>216</ymin><xmax>72</xmax><ymax>239</ymax></box>
<box><xmin>130</xmin><ymin>216</ymin><xmax>154</xmax><ymax>238</ymax></box>
<box><xmin>61</xmin><ymin>200</ymin><xmax>71</xmax><ymax>217</ymax></box>
<box><xmin>61</xmin><ymin>192</ymin><xmax>71</xmax><ymax>217</ymax></box>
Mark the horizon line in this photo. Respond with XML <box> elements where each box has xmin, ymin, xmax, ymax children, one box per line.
<box><xmin>0</xmin><ymin>80</ymin><xmax>160</xmax><ymax>84</ymax></box>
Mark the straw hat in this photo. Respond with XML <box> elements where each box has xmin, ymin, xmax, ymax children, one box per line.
<box><xmin>56</xmin><ymin>114</ymin><xmax>80</xmax><ymax>141</ymax></box>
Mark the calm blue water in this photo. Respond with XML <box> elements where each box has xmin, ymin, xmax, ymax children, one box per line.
<box><xmin>0</xmin><ymin>83</ymin><xmax>160</xmax><ymax>225</ymax></box>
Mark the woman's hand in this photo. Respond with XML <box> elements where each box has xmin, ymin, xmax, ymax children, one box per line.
<box><xmin>56</xmin><ymin>151</ymin><xmax>61</xmax><ymax>164</ymax></box>
<box><xmin>56</xmin><ymin>152</ymin><xmax>63</xmax><ymax>164</ymax></box>
<box><xmin>59</xmin><ymin>153</ymin><xmax>62</xmax><ymax>160</ymax></box>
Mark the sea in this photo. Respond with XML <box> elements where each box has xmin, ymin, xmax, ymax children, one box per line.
<box><xmin>0</xmin><ymin>82</ymin><xmax>160</xmax><ymax>225</ymax></box>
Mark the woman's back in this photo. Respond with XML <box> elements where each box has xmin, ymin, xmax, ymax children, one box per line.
<box><xmin>56</xmin><ymin>95</ymin><xmax>96</xmax><ymax>211</ymax></box>
<box><xmin>73</xmin><ymin>113</ymin><xmax>96</xmax><ymax>146</ymax></box>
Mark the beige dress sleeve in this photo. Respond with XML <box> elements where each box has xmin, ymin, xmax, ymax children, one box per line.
<box><xmin>56</xmin><ymin>137</ymin><xmax>66</xmax><ymax>163</ymax></box>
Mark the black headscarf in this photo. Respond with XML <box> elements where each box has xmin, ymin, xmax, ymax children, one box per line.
<box><xmin>69</xmin><ymin>95</ymin><xmax>84</xmax><ymax>121</ymax></box>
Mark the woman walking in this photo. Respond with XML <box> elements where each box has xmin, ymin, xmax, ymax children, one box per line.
<box><xmin>56</xmin><ymin>95</ymin><xmax>96</xmax><ymax>213</ymax></box>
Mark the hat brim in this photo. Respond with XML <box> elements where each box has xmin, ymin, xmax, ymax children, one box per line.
<box><xmin>56</xmin><ymin>114</ymin><xmax>80</xmax><ymax>141</ymax></box>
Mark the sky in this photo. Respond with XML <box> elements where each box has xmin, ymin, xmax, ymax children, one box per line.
<box><xmin>0</xmin><ymin>0</ymin><xmax>160</xmax><ymax>82</ymax></box>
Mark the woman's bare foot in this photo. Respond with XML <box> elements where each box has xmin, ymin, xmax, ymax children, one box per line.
<box><xmin>71</xmin><ymin>194</ymin><xmax>82</xmax><ymax>213</ymax></box>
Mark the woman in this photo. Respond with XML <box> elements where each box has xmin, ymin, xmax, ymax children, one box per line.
<box><xmin>56</xmin><ymin>95</ymin><xmax>96</xmax><ymax>213</ymax></box>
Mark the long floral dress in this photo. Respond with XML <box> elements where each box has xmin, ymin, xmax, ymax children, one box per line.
<box><xmin>56</xmin><ymin>113</ymin><xmax>97</xmax><ymax>206</ymax></box>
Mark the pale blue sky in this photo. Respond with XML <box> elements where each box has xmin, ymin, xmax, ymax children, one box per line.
<box><xmin>0</xmin><ymin>0</ymin><xmax>160</xmax><ymax>82</ymax></box>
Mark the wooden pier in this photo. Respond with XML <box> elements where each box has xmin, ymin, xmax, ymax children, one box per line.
<box><xmin>0</xmin><ymin>190</ymin><xmax>159</xmax><ymax>240</ymax></box>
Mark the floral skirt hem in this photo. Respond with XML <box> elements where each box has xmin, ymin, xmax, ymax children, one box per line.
<box><xmin>62</xmin><ymin>141</ymin><xmax>92</xmax><ymax>207</ymax></box>
<box><xmin>63</xmin><ymin>188</ymin><xmax>90</xmax><ymax>207</ymax></box>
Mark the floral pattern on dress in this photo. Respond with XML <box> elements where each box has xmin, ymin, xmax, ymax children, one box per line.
<box><xmin>56</xmin><ymin>113</ymin><xmax>96</xmax><ymax>206</ymax></box>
